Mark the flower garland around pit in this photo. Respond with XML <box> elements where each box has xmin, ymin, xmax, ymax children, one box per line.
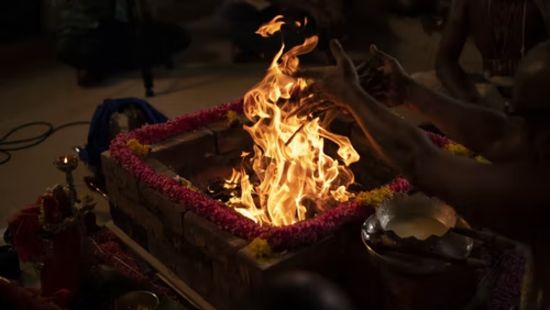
<box><xmin>426</xmin><ymin>131</ymin><xmax>490</xmax><ymax>163</ymax></box>
<box><xmin>111</xmin><ymin>101</ymin><xmax>485</xmax><ymax>250</ymax></box>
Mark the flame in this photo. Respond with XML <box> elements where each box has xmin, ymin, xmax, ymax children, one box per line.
<box><xmin>256</xmin><ymin>15</ymin><xmax>285</xmax><ymax>38</ymax></box>
<box><xmin>226</xmin><ymin>16</ymin><xmax>360</xmax><ymax>227</ymax></box>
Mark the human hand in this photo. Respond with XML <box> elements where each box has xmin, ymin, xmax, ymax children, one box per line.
<box><xmin>295</xmin><ymin>39</ymin><xmax>360</xmax><ymax>108</ymax></box>
<box><xmin>358</xmin><ymin>45</ymin><xmax>411</xmax><ymax>107</ymax></box>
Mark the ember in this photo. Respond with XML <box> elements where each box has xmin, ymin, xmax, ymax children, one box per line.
<box><xmin>225</xmin><ymin>16</ymin><xmax>360</xmax><ymax>227</ymax></box>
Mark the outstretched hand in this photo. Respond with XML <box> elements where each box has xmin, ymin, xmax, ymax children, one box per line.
<box><xmin>358</xmin><ymin>45</ymin><xmax>411</xmax><ymax>107</ymax></box>
<box><xmin>295</xmin><ymin>39</ymin><xmax>360</xmax><ymax>108</ymax></box>
<box><xmin>296</xmin><ymin>40</ymin><xmax>411</xmax><ymax>110</ymax></box>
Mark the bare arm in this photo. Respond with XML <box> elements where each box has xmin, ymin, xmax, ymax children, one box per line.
<box><xmin>298</xmin><ymin>40</ymin><xmax>444</xmax><ymax>174</ymax></box>
<box><xmin>299</xmin><ymin>40</ymin><xmax>547</xmax><ymax>241</ymax></box>
<box><xmin>343</xmin><ymin>85</ymin><xmax>546</xmax><ymax>241</ymax></box>
<box><xmin>404</xmin><ymin>77</ymin><xmax>523</xmax><ymax>160</ymax></box>
<box><xmin>368</xmin><ymin>46</ymin><xmax>523</xmax><ymax>161</ymax></box>
<box><xmin>414</xmin><ymin>149</ymin><xmax>548</xmax><ymax>241</ymax></box>
<box><xmin>435</xmin><ymin>0</ymin><xmax>482</xmax><ymax>103</ymax></box>
<box><xmin>343</xmin><ymin>84</ymin><xmax>438</xmax><ymax>175</ymax></box>
<box><xmin>338</xmin><ymin>82</ymin><xmax>546</xmax><ymax>237</ymax></box>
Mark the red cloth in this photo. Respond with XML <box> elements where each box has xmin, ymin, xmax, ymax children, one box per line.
<box><xmin>8</xmin><ymin>203</ymin><xmax>45</xmax><ymax>261</ymax></box>
<box><xmin>8</xmin><ymin>194</ymin><xmax>82</xmax><ymax>305</ymax></box>
<box><xmin>40</xmin><ymin>225</ymin><xmax>82</xmax><ymax>298</ymax></box>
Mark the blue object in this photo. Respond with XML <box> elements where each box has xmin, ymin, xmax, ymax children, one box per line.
<box><xmin>80</xmin><ymin>97</ymin><xmax>168</xmax><ymax>169</ymax></box>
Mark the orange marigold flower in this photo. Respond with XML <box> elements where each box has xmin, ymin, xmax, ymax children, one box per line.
<box><xmin>127</xmin><ymin>138</ymin><xmax>151</xmax><ymax>157</ymax></box>
<box><xmin>248</xmin><ymin>238</ymin><xmax>272</xmax><ymax>258</ymax></box>
<box><xmin>226</xmin><ymin>111</ymin><xmax>240</xmax><ymax>126</ymax></box>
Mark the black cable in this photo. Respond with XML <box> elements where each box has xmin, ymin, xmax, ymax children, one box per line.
<box><xmin>0</xmin><ymin>121</ymin><xmax>90</xmax><ymax>166</ymax></box>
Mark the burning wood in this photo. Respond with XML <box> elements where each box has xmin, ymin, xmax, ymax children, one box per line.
<box><xmin>224</xmin><ymin>16</ymin><xmax>361</xmax><ymax>227</ymax></box>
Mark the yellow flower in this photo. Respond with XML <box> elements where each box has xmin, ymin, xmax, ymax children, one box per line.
<box><xmin>475</xmin><ymin>155</ymin><xmax>491</xmax><ymax>164</ymax></box>
<box><xmin>248</xmin><ymin>238</ymin><xmax>272</xmax><ymax>258</ymax></box>
<box><xmin>226</xmin><ymin>111</ymin><xmax>240</xmax><ymax>126</ymax></box>
<box><xmin>444</xmin><ymin>143</ymin><xmax>473</xmax><ymax>157</ymax></box>
<box><xmin>174</xmin><ymin>176</ymin><xmax>199</xmax><ymax>192</ymax></box>
<box><xmin>444</xmin><ymin>143</ymin><xmax>491</xmax><ymax>164</ymax></box>
<box><xmin>355</xmin><ymin>186</ymin><xmax>394</xmax><ymax>207</ymax></box>
<box><xmin>127</xmin><ymin>139</ymin><xmax>151</xmax><ymax>157</ymax></box>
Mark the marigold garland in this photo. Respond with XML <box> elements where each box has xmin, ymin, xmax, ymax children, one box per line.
<box><xmin>354</xmin><ymin>185</ymin><xmax>395</xmax><ymax>207</ymax></box>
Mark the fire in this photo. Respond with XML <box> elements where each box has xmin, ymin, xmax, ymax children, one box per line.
<box><xmin>225</xmin><ymin>16</ymin><xmax>360</xmax><ymax>227</ymax></box>
<box><xmin>256</xmin><ymin>15</ymin><xmax>285</xmax><ymax>38</ymax></box>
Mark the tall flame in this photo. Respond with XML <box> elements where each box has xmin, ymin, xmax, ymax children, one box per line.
<box><xmin>225</xmin><ymin>17</ymin><xmax>360</xmax><ymax>227</ymax></box>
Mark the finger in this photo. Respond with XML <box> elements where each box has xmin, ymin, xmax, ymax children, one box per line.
<box><xmin>355</xmin><ymin>61</ymin><xmax>368</xmax><ymax>73</ymax></box>
<box><xmin>295</xmin><ymin>67</ymin><xmax>326</xmax><ymax>80</ymax></box>
<box><xmin>371</xmin><ymin>44</ymin><xmax>399</xmax><ymax>63</ymax></box>
<box><xmin>329</xmin><ymin>39</ymin><xmax>355</xmax><ymax>69</ymax></box>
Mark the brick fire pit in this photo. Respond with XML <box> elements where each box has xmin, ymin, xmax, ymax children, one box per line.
<box><xmin>102</xmin><ymin>101</ymin><xmax>413</xmax><ymax>309</ymax></box>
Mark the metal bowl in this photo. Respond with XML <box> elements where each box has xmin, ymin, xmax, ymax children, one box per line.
<box><xmin>362</xmin><ymin>193</ymin><xmax>474</xmax><ymax>275</ymax></box>
<box><xmin>114</xmin><ymin>290</ymin><xmax>160</xmax><ymax>310</ymax></box>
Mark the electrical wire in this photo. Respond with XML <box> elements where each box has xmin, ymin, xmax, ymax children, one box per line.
<box><xmin>0</xmin><ymin>121</ymin><xmax>90</xmax><ymax>165</ymax></box>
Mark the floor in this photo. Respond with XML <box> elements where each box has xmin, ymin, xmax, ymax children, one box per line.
<box><xmin>0</xmin><ymin>15</ymin><xmax>481</xmax><ymax>226</ymax></box>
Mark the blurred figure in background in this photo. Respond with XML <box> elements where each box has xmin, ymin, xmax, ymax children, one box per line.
<box><xmin>388</xmin><ymin>0</ymin><xmax>452</xmax><ymax>34</ymax></box>
<box><xmin>56</xmin><ymin>0</ymin><xmax>190</xmax><ymax>86</ymax></box>
<box><xmin>434</xmin><ymin>0</ymin><xmax>549</xmax><ymax>109</ymax></box>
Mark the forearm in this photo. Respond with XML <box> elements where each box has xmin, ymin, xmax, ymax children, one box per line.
<box><xmin>435</xmin><ymin>60</ymin><xmax>481</xmax><ymax>103</ymax></box>
<box><xmin>413</xmin><ymin>154</ymin><xmax>548</xmax><ymax>241</ymax></box>
<box><xmin>404</xmin><ymin>77</ymin><xmax>515</xmax><ymax>158</ymax></box>
<box><xmin>341</xmin><ymin>83</ymin><xmax>436</xmax><ymax>177</ymax></box>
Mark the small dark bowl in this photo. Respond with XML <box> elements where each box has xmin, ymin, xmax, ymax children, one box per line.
<box><xmin>114</xmin><ymin>290</ymin><xmax>159</xmax><ymax>310</ymax></box>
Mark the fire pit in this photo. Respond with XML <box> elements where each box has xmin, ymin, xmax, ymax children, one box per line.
<box><xmin>102</xmin><ymin>99</ymin><xmax>412</xmax><ymax>307</ymax></box>
<box><xmin>101</xmin><ymin>15</ymin><xmax>433</xmax><ymax>309</ymax></box>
